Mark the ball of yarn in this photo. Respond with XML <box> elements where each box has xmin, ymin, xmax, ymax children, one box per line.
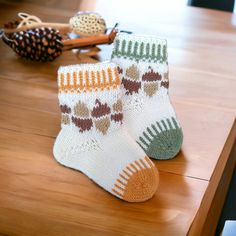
<box><xmin>69</xmin><ymin>11</ymin><xmax>106</xmax><ymax>37</ymax></box>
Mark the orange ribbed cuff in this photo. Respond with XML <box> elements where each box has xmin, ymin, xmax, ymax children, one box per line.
<box><xmin>58</xmin><ymin>63</ymin><xmax>121</xmax><ymax>93</ymax></box>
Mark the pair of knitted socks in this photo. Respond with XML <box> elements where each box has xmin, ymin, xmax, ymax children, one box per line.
<box><xmin>53</xmin><ymin>33</ymin><xmax>183</xmax><ymax>202</ymax></box>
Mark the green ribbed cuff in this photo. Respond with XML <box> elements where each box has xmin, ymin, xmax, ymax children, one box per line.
<box><xmin>111</xmin><ymin>33</ymin><xmax>168</xmax><ymax>64</ymax></box>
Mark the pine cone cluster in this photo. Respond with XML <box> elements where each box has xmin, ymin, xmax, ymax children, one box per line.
<box><xmin>2</xmin><ymin>27</ymin><xmax>63</xmax><ymax>62</ymax></box>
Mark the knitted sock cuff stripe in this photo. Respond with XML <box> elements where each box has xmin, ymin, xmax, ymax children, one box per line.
<box><xmin>58</xmin><ymin>62</ymin><xmax>120</xmax><ymax>93</ymax></box>
<box><xmin>111</xmin><ymin>33</ymin><xmax>168</xmax><ymax>64</ymax></box>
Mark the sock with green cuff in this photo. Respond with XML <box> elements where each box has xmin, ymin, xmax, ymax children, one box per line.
<box><xmin>111</xmin><ymin>33</ymin><xmax>183</xmax><ymax>160</ymax></box>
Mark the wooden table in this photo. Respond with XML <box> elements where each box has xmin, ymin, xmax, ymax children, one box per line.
<box><xmin>0</xmin><ymin>1</ymin><xmax>236</xmax><ymax>235</ymax></box>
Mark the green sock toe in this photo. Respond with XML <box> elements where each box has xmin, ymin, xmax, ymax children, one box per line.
<box><xmin>137</xmin><ymin>117</ymin><xmax>183</xmax><ymax>160</ymax></box>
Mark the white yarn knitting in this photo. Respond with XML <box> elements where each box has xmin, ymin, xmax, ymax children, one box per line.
<box><xmin>53</xmin><ymin>62</ymin><xmax>159</xmax><ymax>202</ymax></box>
<box><xmin>111</xmin><ymin>33</ymin><xmax>183</xmax><ymax>160</ymax></box>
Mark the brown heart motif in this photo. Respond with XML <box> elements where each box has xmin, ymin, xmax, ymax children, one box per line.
<box><xmin>126</xmin><ymin>64</ymin><xmax>140</xmax><ymax>81</ymax></box>
<box><xmin>95</xmin><ymin>117</ymin><xmax>110</xmax><ymax>135</ymax></box>
<box><xmin>144</xmin><ymin>82</ymin><xmax>158</xmax><ymax>97</ymax></box>
<box><xmin>72</xmin><ymin>116</ymin><xmax>93</xmax><ymax>132</ymax></box>
<box><xmin>122</xmin><ymin>78</ymin><xmax>141</xmax><ymax>95</ymax></box>
<box><xmin>112</xmin><ymin>99</ymin><xmax>122</xmax><ymax>112</ymax></box>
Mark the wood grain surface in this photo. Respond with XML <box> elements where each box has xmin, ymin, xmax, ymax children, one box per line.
<box><xmin>0</xmin><ymin>0</ymin><xmax>235</xmax><ymax>235</ymax></box>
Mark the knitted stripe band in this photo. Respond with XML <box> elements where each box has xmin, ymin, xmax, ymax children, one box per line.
<box><xmin>111</xmin><ymin>33</ymin><xmax>168</xmax><ymax>63</ymax></box>
<box><xmin>54</xmin><ymin>62</ymin><xmax>159</xmax><ymax>202</ymax></box>
<box><xmin>58</xmin><ymin>63</ymin><xmax>120</xmax><ymax>93</ymax></box>
<box><xmin>111</xmin><ymin>33</ymin><xmax>183</xmax><ymax>160</ymax></box>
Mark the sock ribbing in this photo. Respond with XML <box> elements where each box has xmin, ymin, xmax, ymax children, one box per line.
<box><xmin>58</xmin><ymin>62</ymin><xmax>120</xmax><ymax>93</ymax></box>
<box><xmin>111</xmin><ymin>33</ymin><xmax>168</xmax><ymax>63</ymax></box>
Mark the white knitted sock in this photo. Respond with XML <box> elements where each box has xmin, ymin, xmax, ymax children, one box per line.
<box><xmin>53</xmin><ymin>62</ymin><xmax>159</xmax><ymax>202</ymax></box>
<box><xmin>111</xmin><ymin>33</ymin><xmax>183</xmax><ymax>160</ymax></box>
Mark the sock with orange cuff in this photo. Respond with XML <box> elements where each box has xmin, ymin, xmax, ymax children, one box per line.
<box><xmin>53</xmin><ymin>62</ymin><xmax>159</xmax><ymax>202</ymax></box>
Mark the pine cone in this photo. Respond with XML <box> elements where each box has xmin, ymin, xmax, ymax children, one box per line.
<box><xmin>3</xmin><ymin>20</ymin><xmax>20</xmax><ymax>29</ymax></box>
<box><xmin>2</xmin><ymin>27</ymin><xmax>63</xmax><ymax>62</ymax></box>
